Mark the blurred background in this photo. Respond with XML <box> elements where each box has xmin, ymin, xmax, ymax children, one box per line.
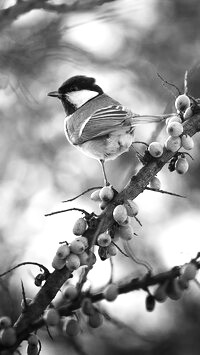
<box><xmin>0</xmin><ymin>0</ymin><xmax>200</xmax><ymax>354</ymax></box>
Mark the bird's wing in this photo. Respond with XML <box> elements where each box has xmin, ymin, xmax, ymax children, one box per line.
<box><xmin>78</xmin><ymin>105</ymin><xmax>132</xmax><ymax>143</ymax></box>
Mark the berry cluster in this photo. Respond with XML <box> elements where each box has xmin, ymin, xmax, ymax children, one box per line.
<box><xmin>146</xmin><ymin>262</ymin><xmax>198</xmax><ymax>311</ymax></box>
<box><xmin>146</xmin><ymin>94</ymin><xmax>194</xmax><ymax>176</ymax></box>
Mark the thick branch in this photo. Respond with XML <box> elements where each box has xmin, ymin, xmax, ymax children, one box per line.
<box><xmin>2</xmin><ymin>113</ymin><xmax>199</xmax><ymax>353</ymax></box>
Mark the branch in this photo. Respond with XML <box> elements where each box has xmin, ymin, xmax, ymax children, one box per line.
<box><xmin>0</xmin><ymin>0</ymin><xmax>115</xmax><ymax>31</ymax></box>
<box><xmin>2</xmin><ymin>113</ymin><xmax>199</xmax><ymax>353</ymax></box>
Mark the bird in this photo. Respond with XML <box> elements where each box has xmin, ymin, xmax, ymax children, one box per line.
<box><xmin>48</xmin><ymin>75</ymin><xmax>171</xmax><ymax>185</ymax></box>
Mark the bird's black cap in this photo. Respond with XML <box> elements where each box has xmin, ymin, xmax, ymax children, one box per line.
<box><xmin>58</xmin><ymin>75</ymin><xmax>103</xmax><ymax>95</ymax></box>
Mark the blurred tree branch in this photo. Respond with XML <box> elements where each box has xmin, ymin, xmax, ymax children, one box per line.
<box><xmin>0</xmin><ymin>0</ymin><xmax>115</xmax><ymax>31</ymax></box>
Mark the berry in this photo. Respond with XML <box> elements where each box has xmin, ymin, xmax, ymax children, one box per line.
<box><xmin>166</xmin><ymin>278</ymin><xmax>182</xmax><ymax>300</ymax></box>
<box><xmin>181</xmin><ymin>134</ymin><xmax>194</xmax><ymax>150</ymax></box>
<box><xmin>75</xmin><ymin>236</ymin><xmax>88</xmax><ymax>248</ymax></box>
<box><xmin>107</xmin><ymin>243</ymin><xmax>117</xmax><ymax>256</ymax></box>
<box><xmin>99</xmin><ymin>200</ymin><xmax>108</xmax><ymax>210</ymax></box>
<box><xmin>27</xmin><ymin>344</ymin><xmax>38</xmax><ymax>355</ymax></box>
<box><xmin>56</xmin><ymin>244</ymin><xmax>70</xmax><ymax>259</ymax></box>
<box><xmin>64</xmin><ymin>318</ymin><xmax>80</xmax><ymax>336</ymax></box>
<box><xmin>113</xmin><ymin>205</ymin><xmax>128</xmax><ymax>225</ymax></box>
<box><xmin>145</xmin><ymin>295</ymin><xmax>155</xmax><ymax>311</ymax></box>
<box><xmin>73</xmin><ymin>218</ymin><xmax>87</xmax><ymax>236</ymax></box>
<box><xmin>70</xmin><ymin>239</ymin><xmax>85</xmax><ymax>255</ymax></box>
<box><xmin>88</xmin><ymin>311</ymin><xmax>103</xmax><ymax>328</ymax></box>
<box><xmin>97</xmin><ymin>232</ymin><xmax>112</xmax><ymax>247</ymax></box>
<box><xmin>43</xmin><ymin>308</ymin><xmax>60</xmax><ymax>326</ymax></box>
<box><xmin>183</xmin><ymin>106</ymin><xmax>193</xmax><ymax>120</ymax></box>
<box><xmin>178</xmin><ymin>276</ymin><xmax>189</xmax><ymax>290</ymax></box>
<box><xmin>149</xmin><ymin>176</ymin><xmax>161</xmax><ymax>190</ymax></box>
<box><xmin>81</xmin><ymin>298</ymin><xmax>95</xmax><ymax>316</ymax></box>
<box><xmin>66</xmin><ymin>253</ymin><xmax>80</xmax><ymax>271</ymax></box>
<box><xmin>86</xmin><ymin>251</ymin><xmax>97</xmax><ymax>267</ymax></box>
<box><xmin>175</xmin><ymin>94</ymin><xmax>190</xmax><ymax>112</ymax></box>
<box><xmin>0</xmin><ymin>316</ymin><xmax>12</xmax><ymax>329</ymax></box>
<box><xmin>99</xmin><ymin>185</ymin><xmax>114</xmax><ymax>202</ymax></box>
<box><xmin>165</xmin><ymin>136</ymin><xmax>181</xmax><ymax>152</ymax></box>
<box><xmin>148</xmin><ymin>142</ymin><xmax>163</xmax><ymax>158</ymax></box>
<box><xmin>154</xmin><ymin>282</ymin><xmax>168</xmax><ymax>303</ymax></box>
<box><xmin>90</xmin><ymin>189</ymin><xmax>101</xmax><ymax>201</ymax></box>
<box><xmin>125</xmin><ymin>200</ymin><xmax>139</xmax><ymax>216</ymax></box>
<box><xmin>166</xmin><ymin>115</ymin><xmax>182</xmax><ymax>125</ymax></box>
<box><xmin>175</xmin><ymin>156</ymin><xmax>189</xmax><ymax>174</ymax></box>
<box><xmin>104</xmin><ymin>283</ymin><xmax>118</xmax><ymax>301</ymax></box>
<box><xmin>0</xmin><ymin>327</ymin><xmax>16</xmax><ymax>346</ymax></box>
<box><xmin>63</xmin><ymin>285</ymin><xmax>78</xmax><ymax>301</ymax></box>
<box><xmin>79</xmin><ymin>251</ymin><xmax>89</xmax><ymax>265</ymax></box>
<box><xmin>28</xmin><ymin>334</ymin><xmax>39</xmax><ymax>346</ymax></box>
<box><xmin>52</xmin><ymin>255</ymin><xmax>66</xmax><ymax>270</ymax></box>
<box><xmin>115</xmin><ymin>224</ymin><xmax>134</xmax><ymax>241</ymax></box>
<box><xmin>166</xmin><ymin>121</ymin><xmax>183</xmax><ymax>137</ymax></box>
<box><xmin>182</xmin><ymin>262</ymin><xmax>197</xmax><ymax>281</ymax></box>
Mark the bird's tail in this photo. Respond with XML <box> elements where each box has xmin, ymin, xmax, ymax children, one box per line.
<box><xmin>131</xmin><ymin>113</ymin><xmax>175</xmax><ymax>125</ymax></box>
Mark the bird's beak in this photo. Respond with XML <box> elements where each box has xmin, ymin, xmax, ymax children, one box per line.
<box><xmin>47</xmin><ymin>91</ymin><xmax>61</xmax><ymax>98</ymax></box>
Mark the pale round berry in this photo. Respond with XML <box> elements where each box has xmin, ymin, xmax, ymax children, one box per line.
<box><xmin>125</xmin><ymin>200</ymin><xmax>139</xmax><ymax>216</ymax></box>
<box><xmin>63</xmin><ymin>318</ymin><xmax>80</xmax><ymax>336</ymax></box>
<box><xmin>166</xmin><ymin>278</ymin><xmax>183</xmax><ymax>300</ymax></box>
<box><xmin>0</xmin><ymin>316</ymin><xmax>12</xmax><ymax>329</ymax></box>
<box><xmin>107</xmin><ymin>243</ymin><xmax>117</xmax><ymax>256</ymax></box>
<box><xmin>0</xmin><ymin>327</ymin><xmax>16</xmax><ymax>346</ymax></box>
<box><xmin>182</xmin><ymin>262</ymin><xmax>198</xmax><ymax>281</ymax></box>
<box><xmin>99</xmin><ymin>185</ymin><xmax>114</xmax><ymax>202</ymax></box>
<box><xmin>81</xmin><ymin>298</ymin><xmax>95</xmax><ymax>316</ymax></box>
<box><xmin>52</xmin><ymin>255</ymin><xmax>66</xmax><ymax>270</ymax></box>
<box><xmin>97</xmin><ymin>232</ymin><xmax>112</xmax><ymax>247</ymax></box>
<box><xmin>73</xmin><ymin>218</ymin><xmax>87</xmax><ymax>236</ymax></box>
<box><xmin>166</xmin><ymin>115</ymin><xmax>182</xmax><ymax>125</ymax></box>
<box><xmin>103</xmin><ymin>283</ymin><xmax>118</xmax><ymax>301</ymax></box>
<box><xmin>70</xmin><ymin>239</ymin><xmax>85</xmax><ymax>255</ymax></box>
<box><xmin>63</xmin><ymin>285</ymin><xmax>78</xmax><ymax>301</ymax></box>
<box><xmin>88</xmin><ymin>311</ymin><xmax>103</xmax><ymax>328</ymax></box>
<box><xmin>149</xmin><ymin>176</ymin><xmax>161</xmax><ymax>190</ymax></box>
<box><xmin>166</xmin><ymin>121</ymin><xmax>183</xmax><ymax>137</ymax></box>
<box><xmin>43</xmin><ymin>308</ymin><xmax>60</xmax><ymax>326</ymax></box>
<box><xmin>90</xmin><ymin>189</ymin><xmax>101</xmax><ymax>201</ymax></box>
<box><xmin>165</xmin><ymin>136</ymin><xmax>181</xmax><ymax>152</ymax></box>
<box><xmin>56</xmin><ymin>244</ymin><xmax>70</xmax><ymax>259</ymax></box>
<box><xmin>148</xmin><ymin>142</ymin><xmax>163</xmax><ymax>158</ymax></box>
<box><xmin>183</xmin><ymin>106</ymin><xmax>193</xmax><ymax>120</ymax></box>
<box><xmin>181</xmin><ymin>134</ymin><xmax>194</xmax><ymax>150</ymax></box>
<box><xmin>154</xmin><ymin>282</ymin><xmax>168</xmax><ymax>303</ymax></box>
<box><xmin>115</xmin><ymin>224</ymin><xmax>134</xmax><ymax>241</ymax></box>
<box><xmin>66</xmin><ymin>253</ymin><xmax>81</xmax><ymax>271</ymax></box>
<box><xmin>28</xmin><ymin>334</ymin><xmax>39</xmax><ymax>346</ymax></box>
<box><xmin>175</xmin><ymin>157</ymin><xmax>189</xmax><ymax>174</ymax></box>
<box><xmin>175</xmin><ymin>94</ymin><xmax>190</xmax><ymax>112</ymax></box>
<box><xmin>75</xmin><ymin>236</ymin><xmax>88</xmax><ymax>248</ymax></box>
<box><xmin>113</xmin><ymin>204</ymin><xmax>128</xmax><ymax>225</ymax></box>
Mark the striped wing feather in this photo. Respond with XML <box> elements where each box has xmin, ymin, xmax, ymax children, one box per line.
<box><xmin>78</xmin><ymin>105</ymin><xmax>130</xmax><ymax>142</ymax></box>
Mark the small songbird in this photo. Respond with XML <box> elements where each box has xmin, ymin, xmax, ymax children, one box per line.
<box><xmin>48</xmin><ymin>75</ymin><xmax>169</xmax><ymax>184</ymax></box>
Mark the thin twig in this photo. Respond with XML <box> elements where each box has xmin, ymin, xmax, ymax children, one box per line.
<box><xmin>145</xmin><ymin>186</ymin><xmax>186</xmax><ymax>198</ymax></box>
<box><xmin>62</xmin><ymin>186</ymin><xmax>102</xmax><ymax>203</ymax></box>
<box><xmin>0</xmin><ymin>262</ymin><xmax>50</xmax><ymax>278</ymax></box>
<box><xmin>45</xmin><ymin>207</ymin><xmax>90</xmax><ymax>217</ymax></box>
<box><xmin>157</xmin><ymin>72</ymin><xmax>181</xmax><ymax>96</ymax></box>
